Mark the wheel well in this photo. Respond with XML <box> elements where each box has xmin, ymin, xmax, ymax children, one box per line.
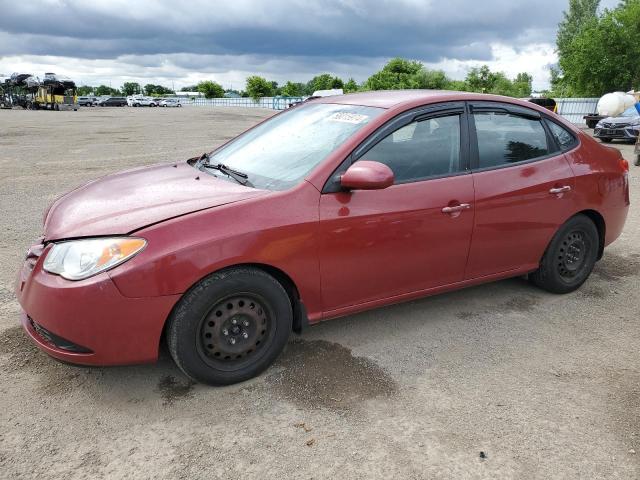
<box><xmin>577</xmin><ymin>210</ymin><xmax>606</xmax><ymax>260</ymax></box>
<box><xmin>162</xmin><ymin>263</ymin><xmax>308</xmax><ymax>347</ymax></box>
<box><xmin>242</xmin><ymin>263</ymin><xmax>309</xmax><ymax>333</ymax></box>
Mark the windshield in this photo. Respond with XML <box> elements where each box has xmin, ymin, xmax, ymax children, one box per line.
<box><xmin>204</xmin><ymin>103</ymin><xmax>383</xmax><ymax>190</ymax></box>
<box><xmin>621</xmin><ymin>106</ymin><xmax>639</xmax><ymax>117</ymax></box>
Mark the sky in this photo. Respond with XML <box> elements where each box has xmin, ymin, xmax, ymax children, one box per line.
<box><xmin>0</xmin><ymin>0</ymin><xmax>620</xmax><ymax>91</ymax></box>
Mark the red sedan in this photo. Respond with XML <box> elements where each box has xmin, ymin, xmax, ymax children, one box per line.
<box><xmin>16</xmin><ymin>91</ymin><xmax>630</xmax><ymax>385</ymax></box>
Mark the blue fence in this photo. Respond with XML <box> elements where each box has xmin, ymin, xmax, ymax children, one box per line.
<box><xmin>185</xmin><ymin>96</ymin><xmax>303</xmax><ymax>110</ymax></box>
<box><xmin>185</xmin><ymin>95</ymin><xmax>601</xmax><ymax>125</ymax></box>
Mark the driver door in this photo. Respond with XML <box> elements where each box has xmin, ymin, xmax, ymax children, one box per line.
<box><xmin>318</xmin><ymin>104</ymin><xmax>475</xmax><ymax>314</ymax></box>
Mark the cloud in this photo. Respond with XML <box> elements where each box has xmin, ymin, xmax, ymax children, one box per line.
<box><xmin>0</xmin><ymin>0</ymin><xmax>578</xmax><ymax>89</ymax></box>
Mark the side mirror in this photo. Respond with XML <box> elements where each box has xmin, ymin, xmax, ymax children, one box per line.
<box><xmin>340</xmin><ymin>161</ymin><xmax>395</xmax><ymax>191</ymax></box>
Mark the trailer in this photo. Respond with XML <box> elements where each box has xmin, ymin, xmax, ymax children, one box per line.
<box><xmin>33</xmin><ymin>73</ymin><xmax>78</xmax><ymax>110</ymax></box>
<box><xmin>1</xmin><ymin>72</ymin><xmax>78</xmax><ymax>110</ymax></box>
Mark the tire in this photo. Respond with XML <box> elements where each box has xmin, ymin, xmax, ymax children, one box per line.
<box><xmin>634</xmin><ymin>154</ymin><xmax>640</xmax><ymax>167</ymax></box>
<box><xmin>600</xmin><ymin>138</ymin><xmax>612</xmax><ymax>143</ymax></box>
<box><xmin>530</xmin><ymin>214</ymin><xmax>599</xmax><ymax>294</ymax></box>
<box><xmin>166</xmin><ymin>267</ymin><xmax>292</xmax><ymax>385</ymax></box>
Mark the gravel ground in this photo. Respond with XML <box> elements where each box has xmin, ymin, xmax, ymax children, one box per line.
<box><xmin>0</xmin><ymin>107</ymin><xmax>638</xmax><ymax>479</ymax></box>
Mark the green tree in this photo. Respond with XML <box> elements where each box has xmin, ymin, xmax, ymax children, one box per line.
<box><xmin>305</xmin><ymin>74</ymin><xmax>344</xmax><ymax>94</ymax></box>
<box><xmin>95</xmin><ymin>85</ymin><xmax>120</xmax><ymax>96</ymax></box>
<box><xmin>343</xmin><ymin>78</ymin><xmax>359</xmax><ymax>93</ymax></box>
<box><xmin>364</xmin><ymin>58</ymin><xmax>423</xmax><ymax>90</ymax></box>
<box><xmin>512</xmin><ymin>72</ymin><xmax>533</xmax><ymax>97</ymax></box>
<box><xmin>557</xmin><ymin>0</ymin><xmax>600</xmax><ymax>57</ymax></box>
<box><xmin>414</xmin><ymin>69</ymin><xmax>449</xmax><ymax>89</ymax></box>
<box><xmin>245</xmin><ymin>76</ymin><xmax>275</xmax><ymax>101</ymax></box>
<box><xmin>196</xmin><ymin>80</ymin><xmax>225</xmax><ymax>98</ymax></box>
<box><xmin>181</xmin><ymin>85</ymin><xmax>198</xmax><ymax>92</ymax></box>
<box><xmin>556</xmin><ymin>0</ymin><xmax>640</xmax><ymax>95</ymax></box>
<box><xmin>77</xmin><ymin>85</ymin><xmax>94</xmax><ymax>96</ymax></box>
<box><xmin>281</xmin><ymin>81</ymin><xmax>305</xmax><ymax>96</ymax></box>
<box><xmin>465</xmin><ymin>66</ymin><xmax>496</xmax><ymax>93</ymax></box>
<box><xmin>122</xmin><ymin>82</ymin><xmax>141</xmax><ymax>96</ymax></box>
<box><xmin>445</xmin><ymin>80</ymin><xmax>467</xmax><ymax>91</ymax></box>
<box><xmin>143</xmin><ymin>84</ymin><xmax>173</xmax><ymax>96</ymax></box>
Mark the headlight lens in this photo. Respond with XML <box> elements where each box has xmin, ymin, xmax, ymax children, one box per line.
<box><xmin>43</xmin><ymin>237</ymin><xmax>146</xmax><ymax>280</ymax></box>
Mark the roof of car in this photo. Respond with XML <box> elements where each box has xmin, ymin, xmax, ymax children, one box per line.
<box><xmin>311</xmin><ymin>89</ymin><xmax>525</xmax><ymax>109</ymax></box>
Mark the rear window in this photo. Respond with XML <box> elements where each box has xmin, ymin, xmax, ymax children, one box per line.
<box><xmin>473</xmin><ymin>112</ymin><xmax>550</xmax><ymax>168</ymax></box>
<box><xmin>547</xmin><ymin>121</ymin><xmax>577</xmax><ymax>151</ymax></box>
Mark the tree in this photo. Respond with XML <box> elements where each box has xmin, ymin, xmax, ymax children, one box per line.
<box><xmin>281</xmin><ymin>81</ymin><xmax>305</xmax><ymax>96</ymax></box>
<box><xmin>181</xmin><ymin>85</ymin><xmax>198</xmax><ymax>92</ymax></box>
<box><xmin>557</xmin><ymin>0</ymin><xmax>600</xmax><ymax>58</ymax></box>
<box><xmin>414</xmin><ymin>69</ymin><xmax>449</xmax><ymax>89</ymax></box>
<box><xmin>245</xmin><ymin>76</ymin><xmax>275</xmax><ymax>101</ymax></box>
<box><xmin>462</xmin><ymin>66</ymin><xmax>533</xmax><ymax>96</ymax></box>
<box><xmin>512</xmin><ymin>73</ymin><xmax>533</xmax><ymax>98</ymax></box>
<box><xmin>343</xmin><ymin>78</ymin><xmax>359</xmax><ymax>93</ymax></box>
<box><xmin>465</xmin><ymin>66</ymin><xmax>496</xmax><ymax>93</ymax></box>
<box><xmin>305</xmin><ymin>73</ymin><xmax>344</xmax><ymax>94</ymax></box>
<box><xmin>556</xmin><ymin>0</ymin><xmax>640</xmax><ymax>95</ymax></box>
<box><xmin>77</xmin><ymin>85</ymin><xmax>94</xmax><ymax>96</ymax></box>
<box><xmin>122</xmin><ymin>82</ymin><xmax>141</xmax><ymax>96</ymax></box>
<box><xmin>95</xmin><ymin>85</ymin><xmax>120</xmax><ymax>96</ymax></box>
<box><xmin>196</xmin><ymin>80</ymin><xmax>225</xmax><ymax>98</ymax></box>
<box><xmin>364</xmin><ymin>58</ymin><xmax>423</xmax><ymax>90</ymax></box>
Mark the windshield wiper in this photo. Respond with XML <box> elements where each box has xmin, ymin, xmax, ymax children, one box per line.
<box><xmin>198</xmin><ymin>153</ymin><xmax>252</xmax><ymax>186</ymax></box>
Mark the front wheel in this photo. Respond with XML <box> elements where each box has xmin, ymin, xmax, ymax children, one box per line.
<box><xmin>166</xmin><ymin>267</ymin><xmax>292</xmax><ymax>385</ymax></box>
<box><xmin>530</xmin><ymin>214</ymin><xmax>599</xmax><ymax>294</ymax></box>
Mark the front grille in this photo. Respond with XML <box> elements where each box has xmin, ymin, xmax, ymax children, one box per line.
<box><xmin>29</xmin><ymin>317</ymin><xmax>93</xmax><ymax>353</ymax></box>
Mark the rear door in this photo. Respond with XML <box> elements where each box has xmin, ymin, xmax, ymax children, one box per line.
<box><xmin>465</xmin><ymin>102</ymin><xmax>577</xmax><ymax>279</ymax></box>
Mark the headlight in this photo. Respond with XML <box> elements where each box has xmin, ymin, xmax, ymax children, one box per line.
<box><xmin>595</xmin><ymin>122</ymin><xmax>604</xmax><ymax>128</ymax></box>
<box><xmin>43</xmin><ymin>237</ymin><xmax>146</xmax><ymax>280</ymax></box>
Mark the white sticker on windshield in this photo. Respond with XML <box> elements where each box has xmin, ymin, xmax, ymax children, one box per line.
<box><xmin>327</xmin><ymin>112</ymin><xmax>369</xmax><ymax>124</ymax></box>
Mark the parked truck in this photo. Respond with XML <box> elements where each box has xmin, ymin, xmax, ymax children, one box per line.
<box><xmin>1</xmin><ymin>72</ymin><xmax>78</xmax><ymax>110</ymax></box>
<box><xmin>33</xmin><ymin>73</ymin><xmax>78</xmax><ymax>110</ymax></box>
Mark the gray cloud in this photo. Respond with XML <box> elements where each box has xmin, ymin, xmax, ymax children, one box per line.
<box><xmin>0</xmin><ymin>0</ymin><xmax>563</xmax><ymax>60</ymax></box>
<box><xmin>0</xmin><ymin>0</ymin><xmax>595</xmax><ymax>88</ymax></box>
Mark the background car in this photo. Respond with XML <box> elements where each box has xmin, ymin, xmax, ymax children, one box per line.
<box><xmin>127</xmin><ymin>96</ymin><xmax>158</xmax><ymax>107</ymax></box>
<box><xmin>97</xmin><ymin>96</ymin><xmax>127</xmax><ymax>107</ymax></box>
<box><xmin>594</xmin><ymin>106</ymin><xmax>640</xmax><ymax>143</ymax></box>
<box><xmin>77</xmin><ymin>96</ymin><xmax>98</xmax><ymax>107</ymax></box>
<box><xmin>159</xmin><ymin>98</ymin><xmax>182</xmax><ymax>107</ymax></box>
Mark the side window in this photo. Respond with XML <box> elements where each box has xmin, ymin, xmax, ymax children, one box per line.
<box><xmin>547</xmin><ymin>120</ymin><xmax>577</xmax><ymax>150</ymax></box>
<box><xmin>362</xmin><ymin>114</ymin><xmax>461</xmax><ymax>183</ymax></box>
<box><xmin>473</xmin><ymin>112</ymin><xmax>549</xmax><ymax>168</ymax></box>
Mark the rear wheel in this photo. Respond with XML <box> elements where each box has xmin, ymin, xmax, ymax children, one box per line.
<box><xmin>167</xmin><ymin>267</ymin><xmax>292</xmax><ymax>385</ymax></box>
<box><xmin>530</xmin><ymin>214</ymin><xmax>599</xmax><ymax>294</ymax></box>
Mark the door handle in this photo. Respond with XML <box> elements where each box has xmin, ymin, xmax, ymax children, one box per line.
<box><xmin>442</xmin><ymin>203</ymin><xmax>471</xmax><ymax>214</ymax></box>
<box><xmin>549</xmin><ymin>186</ymin><xmax>571</xmax><ymax>194</ymax></box>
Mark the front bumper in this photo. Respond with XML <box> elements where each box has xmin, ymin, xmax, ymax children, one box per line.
<box><xmin>594</xmin><ymin>125</ymin><xmax>640</xmax><ymax>140</ymax></box>
<box><xmin>15</xmin><ymin>247</ymin><xmax>180</xmax><ymax>366</ymax></box>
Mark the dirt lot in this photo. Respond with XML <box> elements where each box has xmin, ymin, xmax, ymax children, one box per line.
<box><xmin>0</xmin><ymin>107</ymin><xmax>638</xmax><ymax>479</ymax></box>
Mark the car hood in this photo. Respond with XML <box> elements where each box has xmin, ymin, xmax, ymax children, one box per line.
<box><xmin>43</xmin><ymin>162</ymin><xmax>269</xmax><ymax>240</ymax></box>
<box><xmin>601</xmin><ymin>115</ymin><xmax>640</xmax><ymax>125</ymax></box>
